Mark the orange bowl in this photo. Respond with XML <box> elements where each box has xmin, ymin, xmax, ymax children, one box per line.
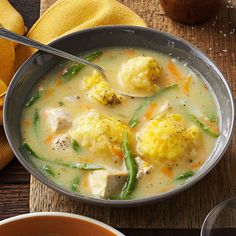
<box><xmin>0</xmin><ymin>212</ymin><xmax>125</xmax><ymax>236</ymax></box>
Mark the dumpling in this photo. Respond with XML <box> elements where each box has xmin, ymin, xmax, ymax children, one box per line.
<box><xmin>84</xmin><ymin>71</ymin><xmax>125</xmax><ymax>105</ymax></box>
<box><xmin>70</xmin><ymin>110</ymin><xmax>131</xmax><ymax>154</ymax></box>
<box><xmin>119</xmin><ymin>56</ymin><xmax>161</xmax><ymax>92</ymax></box>
<box><xmin>136</xmin><ymin>114</ymin><xmax>200</xmax><ymax>162</ymax></box>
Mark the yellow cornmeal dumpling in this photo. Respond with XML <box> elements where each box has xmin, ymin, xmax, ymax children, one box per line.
<box><xmin>119</xmin><ymin>56</ymin><xmax>161</xmax><ymax>92</ymax></box>
<box><xmin>84</xmin><ymin>71</ymin><xmax>125</xmax><ymax>105</ymax></box>
<box><xmin>137</xmin><ymin>114</ymin><xmax>200</xmax><ymax>161</ymax></box>
<box><xmin>70</xmin><ymin>110</ymin><xmax>131</xmax><ymax>154</ymax></box>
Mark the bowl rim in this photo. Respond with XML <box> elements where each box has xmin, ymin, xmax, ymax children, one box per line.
<box><xmin>3</xmin><ymin>25</ymin><xmax>235</xmax><ymax>207</ymax></box>
<box><xmin>200</xmin><ymin>197</ymin><xmax>236</xmax><ymax>236</ymax></box>
<box><xmin>0</xmin><ymin>212</ymin><xmax>125</xmax><ymax>235</ymax></box>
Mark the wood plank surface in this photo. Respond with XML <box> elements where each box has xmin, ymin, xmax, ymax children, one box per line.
<box><xmin>9</xmin><ymin>0</ymin><xmax>40</xmax><ymax>29</ymax></box>
<box><xmin>29</xmin><ymin>0</ymin><xmax>236</xmax><ymax>229</ymax></box>
<box><xmin>0</xmin><ymin>159</ymin><xmax>30</xmax><ymax>220</ymax></box>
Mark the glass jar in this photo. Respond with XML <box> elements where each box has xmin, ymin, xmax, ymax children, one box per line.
<box><xmin>159</xmin><ymin>0</ymin><xmax>222</xmax><ymax>24</ymax></box>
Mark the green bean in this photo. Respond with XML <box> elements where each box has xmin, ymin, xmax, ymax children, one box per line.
<box><xmin>207</xmin><ymin>113</ymin><xmax>217</xmax><ymax>122</ymax></box>
<box><xmin>71</xmin><ymin>176</ymin><xmax>80</xmax><ymax>192</ymax></box>
<box><xmin>58</xmin><ymin>101</ymin><xmax>64</xmax><ymax>106</ymax></box>
<box><xmin>62</xmin><ymin>51</ymin><xmax>103</xmax><ymax>81</ymax></box>
<box><xmin>22</xmin><ymin>142</ymin><xmax>42</xmax><ymax>160</ymax></box>
<box><xmin>42</xmin><ymin>164</ymin><xmax>56</xmax><ymax>177</ymax></box>
<box><xmin>22</xmin><ymin>143</ymin><xmax>104</xmax><ymax>170</ymax></box>
<box><xmin>26</xmin><ymin>90</ymin><xmax>42</xmax><ymax>107</ymax></box>
<box><xmin>189</xmin><ymin>114</ymin><xmax>219</xmax><ymax>138</ymax></box>
<box><xmin>175</xmin><ymin>171</ymin><xmax>194</xmax><ymax>181</ymax></box>
<box><xmin>128</xmin><ymin>84</ymin><xmax>178</xmax><ymax>128</ymax></box>
<box><xmin>62</xmin><ymin>162</ymin><xmax>103</xmax><ymax>170</ymax></box>
<box><xmin>120</xmin><ymin>133</ymin><xmax>137</xmax><ymax>200</ymax></box>
<box><xmin>33</xmin><ymin>108</ymin><xmax>40</xmax><ymax>126</ymax></box>
<box><xmin>71</xmin><ymin>139</ymin><xmax>81</xmax><ymax>154</ymax></box>
<box><xmin>148</xmin><ymin>84</ymin><xmax>178</xmax><ymax>101</ymax></box>
<box><xmin>33</xmin><ymin>108</ymin><xmax>40</xmax><ymax>138</ymax></box>
<box><xmin>128</xmin><ymin>102</ymin><xmax>148</xmax><ymax>128</ymax></box>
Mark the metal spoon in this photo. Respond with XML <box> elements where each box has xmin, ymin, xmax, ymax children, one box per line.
<box><xmin>0</xmin><ymin>26</ymin><xmax>106</xmax><ymax>76</ymax></box>
<box><xmin>0</xmin><ymin>27</ymin><xmax>150</xmax><ymax>98</ymax></box>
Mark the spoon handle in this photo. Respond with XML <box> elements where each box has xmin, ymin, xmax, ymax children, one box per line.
<box><xmin>0</xmin><ymin>27</ymin><xmax>105</xmax><ymax>74</ymax></box>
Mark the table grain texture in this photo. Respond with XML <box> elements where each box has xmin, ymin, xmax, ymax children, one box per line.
<box><xmin>0</xmin><ymin>0</ymin><xmax>236</xmax><ymax>235</ymax></box>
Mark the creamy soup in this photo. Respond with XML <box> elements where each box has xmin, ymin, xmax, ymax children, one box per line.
<box><xmin>21</xmin><ymin>47</ymin><xmax>219</xmax><ymax>200</ymax></box>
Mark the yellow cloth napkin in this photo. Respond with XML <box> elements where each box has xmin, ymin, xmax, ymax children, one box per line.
<box><xmin>1</xmin><ymin>0</ymin><xmax>146</xmax><ymax>169</ymax></box>
<box><xmin>15</xmin><ymin>0</ymin><xmax>146</xmax><ymax>68</ymax></box>
<box><xmin>0</xmin><ymin>0</ymin><xmax>24</xmax><ymax>170</ymax></box>
<box><xmin>0</xmin><ymin>84</ymin><xmax>10</xmax><ymax>170</ymax></box>
<box><xmin>0</xmin><ymin>72</ymin><xmax>12</xmax><ymax>170</ymax></box>
<box><xmin>0</xmin><ymin>128</ymin><xmax>13</xmax><ymax>170</ymax></box>
<box><xmin>0</xmin><ymin>78</ymin><xmax>13</xmax><ymax>170</ymax></box>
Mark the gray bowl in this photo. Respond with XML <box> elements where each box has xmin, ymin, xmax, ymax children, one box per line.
<box><xmin>3</xmin><ymin>26</ymin><xmax>235</xmax><ymax>207</ymax></box>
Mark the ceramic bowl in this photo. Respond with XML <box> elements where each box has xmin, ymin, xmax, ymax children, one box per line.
<box><xmin>0</xmin><ymin>212</ymin><xmax>125</xmax><ymax>236</ymax></box>
<box><xmin>4</xmin><ymin>26</ymin><xmax>234</xmax><ymax>206</ymax></box>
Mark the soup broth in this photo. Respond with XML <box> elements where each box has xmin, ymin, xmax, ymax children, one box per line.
<box><xmin>21</xmin><ymin>47</ymin><xmax>219</xmax><ymax>200</ymax></box>
<box><xmin>0</xmin><ymin>216</ymin><xmax>117</xmax><ymax>236</ymax></box>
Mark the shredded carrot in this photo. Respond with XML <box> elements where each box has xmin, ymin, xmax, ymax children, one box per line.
<box><xmin>167</xmin><ymin>61</ymin><xmax>181</xmax><ymax>82</ymax></box>
<box><xmin>161</xmin><ymin>166</ymin><xmax>174</xmax><ymax>179</ymax></box>
<box><xmin>160</xmin><ymin>186</ymin><xmax>173</xmax><ymax>193</ymax></box>
<box><xmin>183</xmin><ymin>75</ymin><xmax>191</xmax><ymax>95</ymax></box>
<box><xmin>143</xmin><ymin>102</ymin><xmax>158</xmax><ymax>121</ymax></box>
<box><xmin>81</xmin><ymin>174</ymin><xmax>89</xmax><ymax>188</ymax></box>
<box><xmin>122</xmin><ymin>48</ymin><xmax>136</xmax><ymax>57</ymax></box>
<box><xmin>44</xmin><ymin>89</ymin><xmax>54</xmax><ymax>99</ymax></box>
<box><xmin>158</xmin><ymin>76</ymin><xmax>175</xmax><ymax>87</ymax></box>
<box><xmin>103</xmin><ymin>50</ymin><xmax>113</xmax><ymax>57</ymax></box>
<box><xmin>157</xmin><ymin>77</ymin><xmax>168</xmax><ymax>87</ymax></box>
<box><xmin>204</xmin><ymin>119</ymin><xmax>219</xmax><ymax>133</ymax></box>
<box><xmin>23</xmin><ymin>120</ymin><xmax>31</xmax><ymax>127</ymax></box>
<box><xmin>191</xmin><ymin>162</ymin><xmax>202</xmax><ymax>169</ymax></box>
<box><xmin>80</xmin><ymin>157</ymin><xmax>92</xmax><ymax>164</ymax></box>
<box><xmin>111</xmin><ymin>147</ymin><xmax>124</xmax><ymax>159</ymax></box>
<box><xmin>44</xmin><ymin>135</ymin><xmax>54</xmax><ymax>144</ymax></box>
<box><xmin>191</xmin><ymin>145</ymin><xmax>205</xmax><ymax>169</ymax></box>
<box><xmin>55</xmin><ymin>78</ymin><xmax>62</xmax><ymax>86</ymax></box>
<box><xmin>131</xmin><ymin>125</ymin><xmax>140</xmax><ymax>133</ymax></box>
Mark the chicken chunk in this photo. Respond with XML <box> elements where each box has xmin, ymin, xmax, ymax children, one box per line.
<box><xmin>70</xmin><ymin>110</ymin><xmax>131</xmax><ymax>155</ymax></box>
<box><xmin>84</xmin><ymin>71</ymin><xmax>125</xmax><ymax>105</ymax></box>
<box><xmin>45</xmin><ymin>108</ymin><xmax>72</xmax><ymax>133</ymax></box>
<box><xmin>119</xmin><ymin>56</ymin><xmax>161</xmax><ymax>92</ymax></box>
<box><xmin>88</xmin><ymin>170</ymin><xmax>128</xmax><ymax>199</ymax></box>
<box><xmin>52</xmin><ymin>134</ymin><xmax>70</xmax><ymax>151</ymax></box>
<box><xmin>137</xmin><ymin>114</ymin><xmax>200</xmax><ymax>162</ymax></box>
<box><xmin>135</xmin><ymin>156</ymin><xmax>153</xmax><ymax>178</ymax></box>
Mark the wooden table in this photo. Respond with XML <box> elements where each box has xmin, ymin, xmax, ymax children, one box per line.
<box><xmin>0</xmin><ymin>0</ymin><xmax>235</xmax><ymax>235</ymax></box>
